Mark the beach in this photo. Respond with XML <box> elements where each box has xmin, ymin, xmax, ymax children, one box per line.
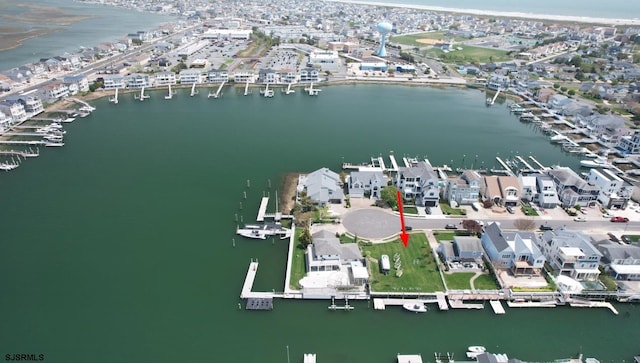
<box><xmin>327</xmin><ymin>0</ymin><xmax>640</xmax><ymax>25</ymax></box>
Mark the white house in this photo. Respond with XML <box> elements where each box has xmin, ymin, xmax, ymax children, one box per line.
<box><xmin>481</xmin><ymin>222</ymin><xmax>545</xmax><ymax>275</ymax></box>
<box><xmin>126</xmin><ymin>74</ymin><xmax>151</xmax><ymax>88</ymax></box>
<box><xmin>395</xmin><ymin>159</ymin><xmax>439</xmax><ymax>207</ymax></box>
<box><xmin>0</xmin><ymin>100</ymin><xmax>28</xmax><ymax>124</ymax></box>
<box><xmin>348</xmin><ymin>171</ymin><xmax>387</xmax><ymax>199</ymax></box>
<box><xmin>617</xmin><ymin>130</ymin><xmax>640</xmax><ymax>155</ymax></box>
<box><xmin>297</xmin><ymin>167</ymin><xmax>344</xmax><ymax>206</ymax></box>
<box><xmin>586</xmin><ymin>168</ymin><xmax>631</xmax><ymax>209</ymax></box>
<box><xmin>305</xmin><ymin>230</ymin><xmax>365</xmax><ymax>280</ymax></box>
<box><xmin>299</xmin><ymin>68</ymin><xmax>319</xmax><ymax>83</ymax></box>
<box><xmin>596</xmin><ymin>242</ymin><xmax>640</xmax><ymax>281</ymax></box>
<box><xmin>103</xmin><ymin>75</ymin><xmax>126</xmax><ymax>90</ymax></box>
<box><xmin>207</xmin><ymin>70</ymin><xmax>229</xmax><ymax>83</ymax></box>
<box><xmin>538</xmin><ymin>228</ymin><xmax>602</xmax><ymax>281</ymax></box>
<box><xmin>155</xmin><ymin>71</ymin><xmax>177</xmax><ymax>86</ymax></box>
<box><xmin>178</xmin><ymin>69</ymin><xmax>203</xmax><ymax>84</ymax></box>
<box><xmin>547</xmin><ymin>166</ymin><xmax>599</xmax><ymax>207</ymax></box>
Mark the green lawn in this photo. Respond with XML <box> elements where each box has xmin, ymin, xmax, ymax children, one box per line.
<box><xmin>289</xmin><ymin>229</ymin><xmax>306</xmax><ymax>290</ymax></box>
<box><xmin>391</xmin><ymin>31</ymin><xmax>465</xmax><ymax>46</ymax></box>
<box><xmin>425</xmin><ymin>46</ymin><xmax>511</xmax><ymax>64</ymax></box>
<box><xmin>443</xmin><ymin>272</ymin><xmax>473</xmax><ymax>290</ymax></box>
<box><xmin>362</xmin><ymin>232</ymin><xmax>445</xmax><ymax>292</ymax></box>
<box><xmin>403</xmin><ymin>206</ymin><xmax>418</xmax><ymax>214</ymax></box>
<box><xmin>473</xmin><ymin>274</ymin><xmax>500</xmax><ymax>290</ymax></box>
<box><xmin>439</xmin><ymin>203</ymin><xmax>466</xmax><ymax>216</ymax></box>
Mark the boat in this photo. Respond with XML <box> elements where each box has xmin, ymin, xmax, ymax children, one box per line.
<box><xmin>44</xmin><ymin>142</ymin><xmax>65</xmax><ymax>147</ymax></box>
<box><xmin>236</xmin><ymin>223</ymin><xmax>292</xmax><ymax>240</ymax></box>
<box><xmin>402</xmin><ymin>302</ymin><xmax>427</xmax><ymax>313</ymax></box>
<box><xmin>466</xmin><ymin>346</ymin><xmax>487</xmax><ymax>359</ymax></box>
<box><xmin>580</xmin><ymin>157</ymin><xmax>611</xmax><ymax>168</ymax></box>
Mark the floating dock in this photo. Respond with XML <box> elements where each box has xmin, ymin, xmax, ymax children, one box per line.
<box><xmin>489</xmin><ymin>300</ymin><xmax>506</xmax><ymax>314</ymax></box>
<box><xmin>245</xmin><ymin>297</ymin><xmax>273</xmax><ymax>310</ymax></box>
<box><xmin>256</xmin><ymin>197</ymin><xmax>269</xmax><ymax>222</ymax></box>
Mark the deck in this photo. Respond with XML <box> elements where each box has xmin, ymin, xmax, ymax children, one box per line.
<box><xmin>256</xmin><ymin>197</ymin><xmax>269</xmax><ymax>222</ymax></box>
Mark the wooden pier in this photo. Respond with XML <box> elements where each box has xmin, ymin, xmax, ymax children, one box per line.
<box><xmin>256</xmin><ymin>197</ymin><xmax>269</xmax><ymax>222</ymax></box>
<box><xmin>489</xmin><ymin>300</ymin><xmax>506</xmax><ymax>314</ymax></box>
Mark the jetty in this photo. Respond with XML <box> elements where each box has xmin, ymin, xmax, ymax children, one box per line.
<box><xmin>283</xmin><ymin>83</ymin><xmax>295</xmax><ymax>95</ymax></box>
<box><xmin>486</xmin><ymin>88</ymin><xmax>501</xmax><ymax>105</ymax></box>
<box><xmin>388</xmin><ymin>154</ymin><xmax>399</xmax><ymax>172</ymax></box>
<box><xmin>244</xmin><ymin>80</ymin><xmax>250</xmax><ymax>96</ymax></box>
<box><xmin>135</xmin><ymin>87</ymin><xmax>149</xmax><ymax>101</ymax></box>
<box><xmin>164</xmin><ymin>84</ymin><xmax>174</xmax><ymax>100</ymax></box>
<box><xmin>208</xmin><ymin>81</ymin><xmax>225</xmax><ymax>99</ymax></box>
<box><xmin>489</xmin><ymin>300</ymin><xmax>506</xmax><ymax>314</ymax></box>
<box><xmin>256</xmin><ymin>197</ymin><xmax>269</xmax><ymax>222</ymax></box>
<box><xmin>190</xmin><ymin>83</ymin><xmax>198</xmax><ymax>96</ymax></box>
<box><xmin>260</xmin><ymin>84</ymin><xmax>274</xmax><ymax>98</ymax></box>
<box><xmin>515</xmin><ymin>155</ymin><xmax>535</xmax><ymax>171</ymax></box>
<box><xmin>528</xmin><ymin>155</ymin><xmax>546</xmax><ymax>170</ymax></box>
<box><xmin>305</xmin><ymin>82</ymin><xmax>321</xmax><ymax>96</ymax></box>
<box><xmin>494</xmin><ymin>157</ymin><xmax>515</xmax><ymax>176</ymax></box>
<box><xmin>109</xmin><ymin>88</ymin><xmax>119</xmax><ymax>104</ymax></box>
<box><xmin>240</xmin><ymin>261</ymin><xmax>280</xmax><ymax>299</ymax></box>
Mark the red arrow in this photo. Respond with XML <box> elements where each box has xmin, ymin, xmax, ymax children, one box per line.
<box><xmin>396</xmin><ymin>190</ymin><xmax>409</xmax><ymax>248</ymax></box>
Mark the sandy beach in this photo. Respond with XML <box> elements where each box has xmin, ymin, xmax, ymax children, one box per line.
<box><xmin>326</xmin><ymin>0</ymin><xmax>640</xmax><ymax>25</ymax></box>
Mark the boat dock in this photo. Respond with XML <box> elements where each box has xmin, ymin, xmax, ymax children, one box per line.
<box><xmin>109</xmin><ymin>88</ymin><xmax>119</xmax><ymax>104</ymax></box>
<box><xmin>494</xmin><ymin>157</ymin><xmax>514</xmax><ymax>176</ymax></box>
<box><xmin>388</xmin><ymin>154</ymin><xmax>399</xmax><ymax>172</ymax></box>
<box><xmin>244</xmin><ymin>80</ymin><xmax>250</xmax><ymax>96</ymax></box>
<box><xmin>528</xmin><ymin>155</ymin><xmax>546</xmax><ymax>170</ymax></box>
<box><xmin>514</xmin><ymin>156</ymin><xmax>535</xmax><ymax>171</ymax></box>
<box><xmin>448</xmin><ymin>299</ymin><xmax>484</xmax><ymax>309</ymax></box>
<box><xmin>506</xmin><ymin>300</ymin><xmax>556</xmax><ymax>308</ymax></box>
<box><xmin>256</xmin><ymin>197</ymin><xmax>269</xmax><ymax>222</ymax></box>
<box><xmin>240</xmin><ymin>261</ymin><xmax>280</xmax><ymax>299</ymax></box>
<box><xmin>208</xmin><ymin>81</ymin><xmax>225</xmax><ymax>98</ymax></box>
<box><xmin>568</xmin><ymin>299</ymin><xmax>618</xmax><ymax>315</ymax></box>
<box><xmin>489</xmin><ymin>300</ymin><xmax>506</xmax><ymax>314</ymax></box>
<box><xmin>190</xmin><ymin>83</ymin><xmax>198</xmax><ymax>97</ymax></box>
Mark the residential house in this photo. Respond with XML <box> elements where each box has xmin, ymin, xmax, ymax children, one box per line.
<box><xmin>538</xmin><ymin>228</ymin><xmax>602</xmax><ymax>281</ymax></box>
<box><xmin>299</xmin><ymin>68</ymin><xmax>319</xmax><ymax>83</ymax></box>
<box><xmin>0</xmin><ymin>110</ymin><xmax>12</xmax><ymax>131</ymax></box>
<box><xmin>125</xmin><ymin>74</ymin><xmax>151</xmax><ymax>88</ymax></box>
<box><xmin>154</xmin><ymin>72</ymin><xmax>177</xmax><ymax>86</ymax></box>
<box><xmin>395</xmin><ymin>159</ymin><xmax>440</xmax><ymax>207</ymax></box>
<box><xmin>0</xmin><ymin>100</ymin><xmax>27</xmax><ymax>124</ymax></box>
<box><xmin>437</xmin><ymin>236</ymin><xmax>484</xmax><ymax>263</ymax></box>
<box><xmin>347</xmin><ymin>171</ymin><xmax>387</xmax><ymax>199</ymax></box>
<box><xmin>617</xmin><ymin>130</ymin><xmax>640</xmax><ymax>155</ymax></box>
<box><xmin>207</xmin><ymin>69</ymin><xmax>229</xmax><ymax>83</ymax></box>
<box><xmin>39</xmin><ymin>82</ymin><xmax>69</xmax><ymax>103</ymax></box>
<box><xmin>595</xmin><ymin>241</ymin><xmax>640</xmax><ymax>280</ymax></box>
<box><xmin>520</xmin><ymin>174</ymin><xmax>561</xmax><ymax>209</ymax></box>
<box><xmin>481</xmin><ymin>222</ymin><xmax>545</xmax><ymax>275</ymax></box>
<box><xmin>280</xmin><ymin>69</ymin><xmax>297</xmax><ymax>84</ymax></box>
<box><xmin>445</xmin><ymin>170</ymin><xmax>482</xmax><ymax>206</ymax></box>
<box><xmin>233</xmin><ymin>71</ymin><xmax>255</xmax><ymax>83</ymax></box>
<box><xmin>297</xmin><ymin>167</ymin><xmax>344</xmax><ymax>206</ymax></box>
<box><xmin>546</xmin><ymin>166</ymin><xmax>599</xmax><ymax>207</ymax></box>
<box><xmin>14</xmin><ymin>96</ymin><xmax>44</xmax><ymax>117</ymax></box>
<box><xmin>258</xmin><ymin>69</ymin><xmax>278</xmax><ymax>84</ymax></box>
<box><xmin>482</xmin><ymin>175</ymin><xmax>520</xmax><ymax>207</ymax></box>
<box><xmin>305</xmin><ymin>230</ymin><xmax>368</xmax><ymax>286</ymax></box>
<box><xmin>178</xmin><ymin>69</ymin><xmax>203</xmax><ymax>84</ymax></box>
<box><xmin>586</xmin><ymin>168</ymin><xmax>632</xmax><ymax>209</ymax></box>
<box><xmin>103</xmin><ymin>75</ymin><xmax>126</xmax><ymax>90</ymax></box>
<box><xmin>63</xmin><ymin>75</ymin><xmax>90</xmax><ymax>95</ymax></box>
<box><xmin>577</xmin><ymin>114</ymin><xmax>628</xmax><ymax>144</ymax></box>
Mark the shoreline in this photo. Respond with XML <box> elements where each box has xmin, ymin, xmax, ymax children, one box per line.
<box><xmin>326</xmin><ymin>0</ymin><xmax>640</xmax><ymax>25</ymax></box>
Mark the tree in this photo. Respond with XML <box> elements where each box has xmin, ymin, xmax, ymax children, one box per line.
<box><xmin>380</xmin><ymin>185</ymin><xmax>399</xmax><ymax>210</ymax></box>
<box><xmin>514</xmin><ymin>218</ymin><xmax>536</xmax><ymax>231</ymax></box>
<box><xmin>462</xmin><ymin>219</ymin><xmax>483</xmax><ymax>234</ymax></box>
<box><xmin>568</xmin><ymin>89</ymin><xmax>576</xmax><ymax>96</ymax></box>
<box><xmin>299</xmin><ymin>227</ymin><xmax>312</xmax><ymax>249</ymax></box>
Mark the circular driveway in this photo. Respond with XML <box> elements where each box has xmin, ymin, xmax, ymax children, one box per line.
<box><xmin>342</xmin><ymin>208</ymin><xmax>400</xmax><ymax>239</ymax></box>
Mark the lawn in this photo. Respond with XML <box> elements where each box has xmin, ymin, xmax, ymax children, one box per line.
<box><xmin>521</xmin><ymin>203</ymin><xmax>539</xmax><ymax>216</ymax></box>
<box><xmin>289</xmin><ymin>229</ymin><xmax>306</xmax><ymax>290</ymax></box>
<box><xmin>425</xmin><ymin>46</ymin><xmax>511</xmax><ymax>64</ymax></box>
<box><xmin>361</xmin><ymin>232</ymin><xmax>445</xmax><ymax>293</ymax></box>
<box><xmin>390</xmin><ymin>31</ymin><xmax>465</xmax><ymax>46</ymax></box>
<box><xmin>403</xmin><ymin>206</ymin><xmax>418</xmax><ymax>214</ymax></box>
<box><xmin>473</xmin><ymin>274</ymin><xmax>500</xmax><ymax>290</ymax></box>
<box><xmin>443</xmin><ymin>272</ymin><xmax>473</xmax><ymax>290</ymax></box>
<box><xmin>439</xmin><ymin>203</ymin><xmax>466</xmax><ymax>216</ymax></box>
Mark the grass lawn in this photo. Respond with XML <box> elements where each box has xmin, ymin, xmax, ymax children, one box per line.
<box><xmin>443</xmin><ymin>272</ymin><xmax>473</xmax><ymax>290</ymax></box>
<box><xmin>289</xmin><ymin>229</ymin><xmax>306</xmax><ymax>290</ymax></box>
<box><xmin>403</xmin><ymin>206</ymin><xmax>419</xmax><ymax>214</ymax></box>
<box><xmin>623</xmin><ymin>234</ymin><xmax>640</xmax><ymax>243</ymax></box>
<box><xmin>473</xmin><ymin>274</ymin><xmax>500</xmax><ymax>290</ymax></box>
<box><xmin>362</xmin><ymin>232</ymin><xmax>445</xmax><ymax>293</ymax></box>
<box><xmin>425</xmin><ymin>46</ymin><xmax>511</xmax><ymax>64</ymax></box>
<box><xmin>433</xmin><ymin>232</ymin><xmax>456</xmax><ymax>241</ymax></box>
<box><xmin>521</xmin><ymin>204</ymin><xmax>539</xmax><ymax>216</ymax></box>
<box><xmin>439</xmin><ymin>203</ymin><xmax>466</xmax><ymax>216</ymax></box>
<box><xmin>390</xmin><ymin>31</ymin><xmax>465</xmax><ymax>46</ymax></box>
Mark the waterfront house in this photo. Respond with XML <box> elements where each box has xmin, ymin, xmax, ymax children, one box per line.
<box><xmin>63</xmin><ymin>74</ymin><xmax>90</xmax><ymax>95</ymax></box>
<box><xmin>207</xmin><ymin>69</ymin><xmax>229</xmax><ymax>83</ymax></box>
<box><xmin>103</xmin><ymin>75</ymin><xmax>126</xmax><ymax>90</ymax></box>
<box><xmin>280</xmin><ymin>69</ymin><xmax>297</xmax><ymax>84</ymax></box>
<box><xmin>305</xmin><ymin>230</ymin><xmax>368</xmax><ymax>285</ymax></box>
<box><xmin>347</xmin><ymin>170</ymin><xmax>387</xmax><ymax>199</ymax></box>
<box><xmin>617</xmin><ymin>130</ymin><xmax>640</xmax><ymax>155</ymax></box>
<box><xmin>482</xmin><ymin>176</ymin><xmax>520</xmax><ymax>207</ymax></box>
<box><xmin>437</xmin><ymin>236</ymin><xmax>484</xmax><ymax>263</ymax></box>
<box><xmin>487</xmin><ymin>75</ymin><xmax>509</xmax><ymax>90</ymax></box>
<box><xmin>125</xmin><ymin>74</ymin><xmax>151</xmax><ymax>89</ymax></box>
<box><xmin>154</xmin><ymin>72</ymin><xmax>177</xmax><ymax>86</ymax></box>
<box><xmin>0</xmin><ymin>100</ymin><xmax>27</xmax><ymax>124</ymax></box>
<box><xmin>258</xmin><ymin>69</ymin><xmax>278</xmax><ymax>84</ymax></box>
<box><xmin>538</xmin><ymin>228</ymin><xmax>602</xmax><ymax>281</ymax></box>
<box><xmin>577</xmin><ymin>114</ymin><xmax>629</xmax><ymax>144</ymax></box>
<box><xmin>297</xmin><ymin>167</ymin><xmax>344</xmax><ymax>206</ymax></box>
<box><xmin>481</xmin><ymin>222</ymin><xmax>545</xmax><ymax>275</ymax></box>
<box><xmin>0</xmin><ymin>111</ymin><xmax>12</xmax><ymax>131</ymax></box>
<box><xmin>178</xmin><ymin>69</ymin><xmax>203</xmax><ymax>84</ymax></box>
<box><xmin>586</xmin><ymin>168</ymin><xmax>632</xmax><ymax>209</ymax></box>
<box><xmin>12</xmin><ymin>96</ymin><xmax>44</xmax><ymax>117</ymax></box>
<box><xmin>232</xmin><ymin>71</ymin><xmax>256</xmax><ymax>83</ymax></box>
<box><xmin>395</xmin><ymin>159</ymin><xmax>439</xmax><ymax>207</ymax></box>
<box><xmin>546</xmin><ymin>166</ymin><xmax>599</xmax><ymax>207</ymax></box>
<box><xmin>38</xmin><ymin>82</ymin><xmax>69</xmax><ymax>103</ymax></box>
<box><xmin>595</xmin><ymin>242</ymin><xmax>640</xmax><ymax>281</ymax></box>
<box><xmin>520</xmin><ymin>174</ymin><xmax>561</xmax><ymax>209</ymax></box>
<box><xmin>299</xmin><ymin>68</ymin><xmax>320</xmax><ymax>83</ymax></box>
<box><xmin>445</xmin><ymin>170</ymin><xmax>482</xmax><ymax>206</ymax></box>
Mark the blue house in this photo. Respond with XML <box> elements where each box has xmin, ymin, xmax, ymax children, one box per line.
<box><xmin>481</xmin><ymin>222</ymin><xmax>545</xmax><ymax>276</ymax></box>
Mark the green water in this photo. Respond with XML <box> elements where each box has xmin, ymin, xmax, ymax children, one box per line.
<box><xmin>1</xmin><ymin>85</ymin><xmax>638</xmax><ymax>363</ymax></box>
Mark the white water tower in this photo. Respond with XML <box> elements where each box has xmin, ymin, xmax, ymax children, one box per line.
<box><xmin>375</xmin><ymin>21</ymin><xmax>393</xmax><ymax>57</ymax></box>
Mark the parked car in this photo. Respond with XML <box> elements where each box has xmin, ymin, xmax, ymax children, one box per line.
<box><xmin>611</xmin><ymin>216</ymin><xmax>629</xmax><ymax>223</ymax></box>
<box><xmin>607</xmin><ymin>233</ymin><xmax>620</xmax><ymax>242</ymax></box>
<box><xmin>444</xmin><ymin>224</ymin><xmax>458</xmax><ymax>230</ymax></box>
<box><xmin>506</xmin><ymin>206</ymin><xmax>515</xmax><ymax>214</ymax></box>
<box><xmin>425</xmin><ymin>207</ymin><xmax>431</xmax><ymax>215</ymax></box>
<box><xmin>574</xmin><ymin>216</ymin><xmax>586</xmax><ymax>222</ymax></box>
<box><xmin>539</xmin><ymin>224</ymin><xmax>554</xmax><ymax>231</ymax></box>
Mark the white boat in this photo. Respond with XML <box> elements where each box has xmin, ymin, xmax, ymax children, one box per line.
<box><xmin>580</xmin><ymin>157</ymin><xmax>611</xmax><ymax>168</ymax></box>
<box><xmin>45</xmin><ymin>142</ymin><xmax>65</xmax><ymax>147</ymax></box>
<box><xmin>466</xmin><ymin>346</ymin><xmax>486</xmax><ymax>359</ymax></box>
<box><xmin>402</xmin><ymin>302</ymin><xmax>427</xmax><ymax>313</ymax></box>
<box><xmin>236</xmin><ymin>223</ymin><xmax>292</xmax><ymax>240</ymax></box>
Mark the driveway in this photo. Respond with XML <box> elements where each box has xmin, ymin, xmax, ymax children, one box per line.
<box><xmin>342</xmin><ymin>208</ymin><xmax>400</xmax><ymax>240</ymax></box>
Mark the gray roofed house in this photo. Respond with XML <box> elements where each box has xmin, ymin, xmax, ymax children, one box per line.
<box><xmin>546</xmin><ymin>166</ymin><xmax>599</xmax><ymax>207</ymax></box>
<box><xmin>438</xmin><ymin>236</ymin><xmax>484</xmax><ymax>263</ymax></box>
<box><xmin>595</xmin><ymin>241</ymin><xmax>640</xmax><ymax>280</ymax></box>
<box><xmin>539</xmin><ymin>228</ymin><xmax>602</xmax><ymax>281</ymax></box>
<box><xmin>306</xmin><ymin>229</ymin><xmax>364</xmax><ymax>273</ymax></box>
<box><xmin>395</xmin><ymin>160</ymin><xmax>439</xmax><ymax>207</ymax></box>
<box><xmin>298</xmin><ymin>167</ymin><xmax>344</xmax><ymax>206</ymax></box>
<box><xmin>348</xmin><ymin>170</ymin><xmax>387</xmax><ymax>199</ymax></box>
<box><xmin>445</xmin><ymin>170</ymin><xmax>482</xmax><ymax>206</ymax></box>
<box><xmin>481</xmin><ymin>222</ymin><xmax>545</xmax><ymax>275</ymax></box>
